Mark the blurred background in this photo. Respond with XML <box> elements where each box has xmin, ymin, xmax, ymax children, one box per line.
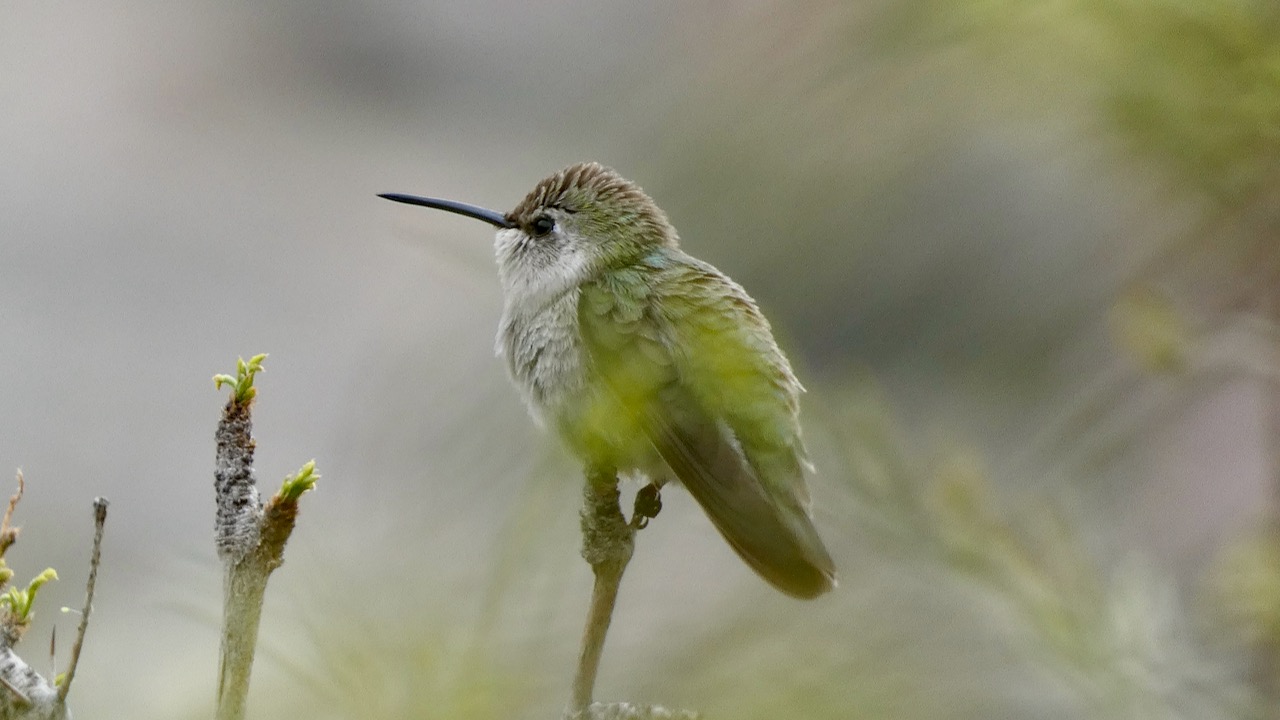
<box><xmin>3</xmin><ymin>0</ymin><xmax>1279</xmax><ymax>717</ymax></box>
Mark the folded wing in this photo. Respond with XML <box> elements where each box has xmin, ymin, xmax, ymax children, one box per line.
<box><xmin>579</xmin><ymin>253</ymin><xmax>835</xmax><ymax>598</ymax></box>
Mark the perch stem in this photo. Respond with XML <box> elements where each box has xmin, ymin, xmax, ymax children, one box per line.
<box><xmin>568</xmin><ymin>469</ymin><xmax>635</xmax><ymax>717</ymax></box>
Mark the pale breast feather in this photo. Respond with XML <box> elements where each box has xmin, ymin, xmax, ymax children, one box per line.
<box><xmin>496</xmin><ymin>288</ymin><xmax>588</xmax><ymax>424</ymax></box>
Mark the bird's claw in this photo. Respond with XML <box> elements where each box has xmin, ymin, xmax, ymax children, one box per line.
<box><xmin>632</xmin><ymin>483</ymin><xmax>662</xmax><ymax>529</ymax></box>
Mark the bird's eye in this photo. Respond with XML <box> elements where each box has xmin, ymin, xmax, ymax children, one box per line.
<box><xmin>530</xmin><ymin>215</ymin><xmax>555</xmax><ymax>237</ymax></box>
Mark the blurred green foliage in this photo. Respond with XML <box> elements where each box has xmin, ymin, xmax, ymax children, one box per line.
<box><xmin>904</xmin><ymin>0</ymin><xmax>1280</xmax><ymax>203</ymax></box>
<box><xmin>1110</xmin><ymin>286</ymin><xmax>1190</xmax><ymax>373</ymax></box>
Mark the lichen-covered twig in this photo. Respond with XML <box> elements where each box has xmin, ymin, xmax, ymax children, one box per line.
<box><xmin>213</xmin><ymin>355</ymin><xmax>266</xmax><ymax>563</ymax></box>
<box><xmin>213</xmin><ymin>355</ymin><xmax>319</xmax><ymax>720</ymax></box>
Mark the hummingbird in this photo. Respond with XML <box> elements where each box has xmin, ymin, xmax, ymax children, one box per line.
<box><xmin>380</xmin><ymin>162</ymin><xmax>836</xmax><ymax>598</ymax></box>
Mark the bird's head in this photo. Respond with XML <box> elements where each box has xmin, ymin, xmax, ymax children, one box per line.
<box><xmin>381</xmin><ymin>162</ymin><xmax>676</xmax><ymax>305</ymax></box>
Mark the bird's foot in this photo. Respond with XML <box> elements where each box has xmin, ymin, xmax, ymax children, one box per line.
<box><xmin>631</xmin><ymin>483</ymin><xmax>662</xmax><ymax>530</ymax></box>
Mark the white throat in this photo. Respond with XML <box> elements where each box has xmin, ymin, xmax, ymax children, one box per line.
<box><xmin>493</xmin><ymin>227</ymin><xmax>593</xmax><ymax>316</ymax></box>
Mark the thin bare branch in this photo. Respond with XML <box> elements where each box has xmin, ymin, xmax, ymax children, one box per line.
<box><xmin>0</xmin><ymin>471</ymin><xmax>25</xmax><ymax>558</ymax></box>
<box><xmin>57</xmin><ymin>497</ymin><xmax>108</xmax><ymax>703</ymax></box>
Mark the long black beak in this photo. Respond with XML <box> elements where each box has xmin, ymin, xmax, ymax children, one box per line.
<box><xmin>378</xmin><ymin>193</ymin><xmax>513</xmax><ymax>229</ymax></box>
